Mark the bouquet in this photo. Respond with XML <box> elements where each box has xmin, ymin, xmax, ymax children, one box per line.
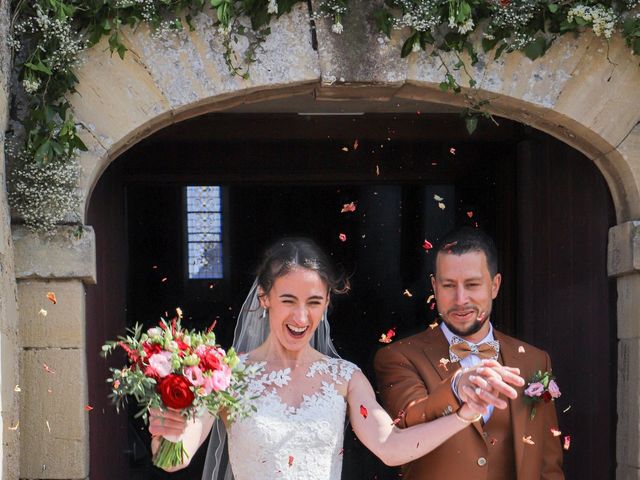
<box><xmin>523</xmin><ymin>370</ymin><xmax>561</xmax><ymax>420</ymax></box>
<box><xmin>101</xmin><ymin>313</ymin><xmax>260</xmax><ymax>469</ymax></box>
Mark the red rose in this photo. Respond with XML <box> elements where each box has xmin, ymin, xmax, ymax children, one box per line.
<box><xmin>157</xmin><ymin>374</ymin><xmax>195</xmax><ymax>409</ymax></box>
<box><xmin>196</xmin><ymin>347</ymin><xmax>222</xmax><ymax>372</ymax></box>
<box><xmin>542</xmin><ymin>391</ymin><xmax>552</xmax><ymax>403</ymax></box>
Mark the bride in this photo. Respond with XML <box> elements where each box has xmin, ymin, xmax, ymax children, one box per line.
<box><xmin>149</xmin><ymin>238</ymin><xmax>523</xmax><ymax>479</ymax></box>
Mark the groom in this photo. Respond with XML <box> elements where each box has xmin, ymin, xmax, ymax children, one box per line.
<box><xmin>375</xmin><ymin>227</ymin><xmax>564</xmax><ymax>479</ymax></box>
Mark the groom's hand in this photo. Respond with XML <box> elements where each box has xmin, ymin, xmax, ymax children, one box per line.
<box><xmin>456</xmin><ymin>361</ymin><xmax>524</xmax><ymax>410</ymax></box>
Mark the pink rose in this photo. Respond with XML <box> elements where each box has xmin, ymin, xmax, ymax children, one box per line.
<box><xmin>204</xmin><ymin>365</ymin><xmax>231</xmax><ymax>393</ymax></box>
<box><xmin>548</xmin><ymin>380</ymin><xmax>561</xmax><ymax>399</ymax></box>
<box><xmin>184</xmin><ymin>366</ymin><xmax>205</xmax><ymax>387</ymax></box>
<box><xmin>524</xmin><ymin>382</ymin><xmax>545</xmax><ymax>397</ymax></box>
<box><xmin>195</xmin><ymin>346</ymin><xmax>223</xmax><ymax>372</ymax></box>
<box><xmin>149</xmin><ymin>351</ymin><xmax>173</xmax><ymax>378</ymax></box>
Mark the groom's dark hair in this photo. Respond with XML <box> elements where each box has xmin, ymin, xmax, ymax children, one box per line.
<box><xmin>434</xmin><ymin>227</ymin><xmax>498</xmax><ymax>277</ymax></box>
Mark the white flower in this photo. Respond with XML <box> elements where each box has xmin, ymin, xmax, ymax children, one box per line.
<box><xmin>448</xmin><ymin>16</ymin><xmax>457</xmax><ymax>29</ymax></box>
<box><xmin>149</xmin><ymin>352</ymin><xmax>173</xmax><ymax>378</ymax></box>
<box><xmin>412</xmin><ymin>41</ymin><xmax>421</xmax><ymax>52</ymax></box>
<box><xmin>147</xmin><ymin>327</ymin><xmax>162</xmax><ymax>337</ymax></box>
<box><xmin>458</xmin><ymin>18</ymin><xmax>475</xmax><ymax>34</ymax></box>
<box><xmin>332</xmin><ymin>22</ymin><xmax>344</xmax><ymax>34</ymax></box>
<box><xmin>267</xmin><ymin>0</ymin><xmax>278</xmax><ymax>14</ymax></box>
<box><xmin>22</xmin><ymin>78</ymin><xmax>41</xmax><ymax>94</ymax></box>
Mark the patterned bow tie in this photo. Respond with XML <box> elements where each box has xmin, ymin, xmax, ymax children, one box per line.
<box><xmin>449</xmin><ymin>338</ymin><xmax>500</xmax><ymax>362</ymax></box>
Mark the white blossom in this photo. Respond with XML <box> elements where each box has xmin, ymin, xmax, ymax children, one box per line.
<box><xmin>22</xmin><ymin>78</ymin><xmax>41</xmax><ymax>94</ymax></box>
<box><xmin>267</xmin><ymin>0</ymin><xmax>278</xmax><ymax>15</ymax></box>
<box><xmin>567</xmin><ymin>4</ymin><xmax>616</xmax><ymax>39</ymax></box>
<box><xmin>332</xmin><ymin>22</ymin><xmax>344</xmax><ymax>34</ymax></box>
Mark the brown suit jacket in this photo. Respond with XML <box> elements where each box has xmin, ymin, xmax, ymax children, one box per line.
<box><xmin>374</xmin><ymin>326</ymin><xmax>564</xmax><ymax>480</ymax></box>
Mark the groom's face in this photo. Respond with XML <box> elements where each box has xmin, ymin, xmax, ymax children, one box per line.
<box><xmin>432</xmin><ymin>250</ymin><xmax>501</xmax><ymax>343</ymax></box>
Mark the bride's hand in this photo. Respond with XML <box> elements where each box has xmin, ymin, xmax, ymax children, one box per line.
<box><xmin>149</xmin><ymin>408</ymin><xmax>187</xmax><ymax>438</ymax></box>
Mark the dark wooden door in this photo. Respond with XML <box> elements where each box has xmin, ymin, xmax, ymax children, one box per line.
<box><xmin>516</xmin><ymin>136</ymin><xmax>616</xmax><ymax>479</ymax></box>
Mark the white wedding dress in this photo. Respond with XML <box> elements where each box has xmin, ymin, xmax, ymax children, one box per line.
<box><xmin>227</xmin><ymin>357</ymin><xmax>359</xmax><ymax>479</ymax></box>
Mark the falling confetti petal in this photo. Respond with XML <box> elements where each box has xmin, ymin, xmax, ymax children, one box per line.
<box><xmin>46</xmin><ymin>292</ymin><xmax>57</xmax><ymax>305</ymax></box>
<box><xmin>161</xmin><ymin>277</ymin><xmax>168</xmax><ymax>283</ymax></box>
<box><xmin>84</xmin><ymin>405</ymin><xmax>94</xmax><ymax>412</ymax></box>
<box><xmin>379</xmin><ymin>328</ymin><xmax>396</xmax><ymax>343</ymax></box>
<box><xmin>433</xmin><ymin>194</ymin><xmax>444</xmax><ymax>202</ymax></box>
<box><xmin>430</xmin><ymin>303</ymin><xmax>436</xmax><ymax>310</ymax></box>
<box><xmin>353</xmin><ymin>139</ymin><xmax>359</xmax><ymax>150</ymax></box>
<box><xmin>38</xmin><ymin>309</ymin><xmax>47</xmax><ymax>317</ymax></box>
<box><xmin>339</xmin><ymin>448</ymin><xmax>344</xmax><ymax>456</ymax></box>
<box><xmin>439</xmin><ymin>358</ymin><xmax>450</xmax><ymax>371</ymax></box>
<box><xmin>288</xmin><ymin>456</ymin><xmax>294</xmax><ymax>467</ymax></box>
<box><xmin>338</xmin><ymin>233</ymin><xmax>347</xmax><ymax>242</ymax></box>
<box><xmin>341</xmin><ymin>147</ymin><xmax>349</xmax><ymax>152</ymax></box>
<box><xmin>518</xmin><ymin>346</ymin><xmax>526</xmax><ymax>353</ymax></box>
<box><xmin>13</xmin><ymin>385</ymin><xmax>20</xmax><ymax>392</ymax></box>
<box><xmin>449</xmin><ymin>147</ymin><xmax>456</xmax><ymax>155</ymax></box>
<box><xmin>403</xmin><ymin>289</ymin><xmax>413</xmax><ymax>298</ymax></box>
<box><xmin>375</xmin><ymin>165</ymin><xmax>380</xmax><ymax>176</ymax></box>
<box><xmin>341</xmin><ymin>202</ymin><xmax>357</xmax><ymax>213</ymax></box>
<box><xmin>522</xmin><ymin>435</ymin><xmax>535</xmax><ymax>445</ymax></box>
<box><xmin>428</xmin><ymin>321</ymin><xmax>439</xmax><ymax>330</ymax></box>
<box><xmin>47</xmin><ymin>387</ymin><xmax>52</xmax><ymax>393</ymax></box>
<box><xmin>551</xmin><ymin>428</ymin><xmax>562</xmax><ymax>437</ymax></box>
<box><xmin>46</xmin><ymin>420</ymin><xmax>51</xmax><ymax>433</ymax></box>
<box><xmin>466</xmin><ymin>211</ymin><xmax>474</xmax><ymax>218</ymax></box>
<box><xmin>426</xmin><ymin>294</ymin><xmax>434</xmax><ymax>303</ymax></box>
<box><xmin>422</xmin><ymin>239</ymin><xmax>433</xmax><ymax>251</ymax></box>
<box><xmin>563</xmin><ymin>405</ymin><xmax>572</xmax><ymax>413</ymax></box>
<box><xmin>8</xmin><ymin>421</ymin><xmax>18</xmax><ymax>431</ymax></box>
<box><xmin>443</xmin><ymin>241</ymin><xmax>458</xmax><ymax>251</ymax></box>
<box><xmin>490</xmin><ymin>437</ymin><xmax>497</xmax><ymax>446</ymax></box>
<box><xmin>391</xmin><ymin>410</ymin><xmax>405</xmax><ymax>426</ymax></box>
<box><xmin>563</xmin><ymin>435</ymin><xmax>571</xmax><ymax>450</ymax></box>
<box><xmin>438</xmin><ymin>202</ymin><xmax>446</xmax><ymax>210</ymax></box>
<box><xmin>43</xmin><ymin>363</ymin><xmax>55</xmax><ymax>374</ymax></box>
<box><xmin>176</xmin><ymin>307</ymin><xmax>183</xmax><ymax>319</ymax></box>
<box><xmin>360</xmin><ymin>405</ymin><xmax>368</xmax><ymax>419</ymax></box>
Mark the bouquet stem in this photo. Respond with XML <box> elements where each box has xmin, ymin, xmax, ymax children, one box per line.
<box><xmin>153</xmin><ymin>437</ymin><xmax>189</xmax><ymax>469</ymax></box>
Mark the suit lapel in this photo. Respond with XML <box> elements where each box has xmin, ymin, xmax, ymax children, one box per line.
<box><xmin>495</xmin><ymin>331</ymin><xmax>527</xmax><ymax>479</ymax></box>
<box><xmin>422</xmin><ymin>327</ymin><xmax>483</xmax><ymax>436</ymax></box>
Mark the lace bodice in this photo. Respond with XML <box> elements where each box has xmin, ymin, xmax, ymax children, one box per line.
<box><xmin>227</xmin><ymin>357</ymin><xmax>359</xmax><ymax>479</ymax></box>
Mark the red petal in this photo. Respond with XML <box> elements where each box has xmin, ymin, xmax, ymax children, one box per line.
<box><xmin>46</xmin><ymin>292</ymin><xmax>57</xmax><ymax>304</ymax></box>
<box><xmin>84</xmin><ymin>405</ymin><xmax>94</xmax><ymax>411</ymax></box>
<box><xmin>422</xmin><ymin>240</ymin><xmax>433</xmax><ymax>251</ymax></box>
<box><xmin>563</xmin><ymin>435</ymin><xmax>571</xmax><ymax>450</ymax></box>
<box><xmin>339</xmin><ymin>233</ymin><xmax>347</xmax><ymax>242</ymax></box>
<box><xmin>288</xmin><ymin>455</ymin><xmax>294</xmax><ymax>467</ymax></box>
<box><xmin>360</xmin><ymin>405</ymin><xmax>368</xmax><ymax>419</ymax></box>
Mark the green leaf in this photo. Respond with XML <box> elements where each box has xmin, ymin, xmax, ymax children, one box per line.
<box><xmin>523</xmin><ymin>36</ymin><xmax>546</xmax><ymax>61</ymax></box>
<box><xmin>494</xmin><ymin>43</ymin><xmax>508</xmax><ymax>60</ymax></box>
<box><xmin>439</xmin><ymin>81</ymin><xmax>450</xmax><ymax>92</ymax></box>
<box><xmin>401</xmin><ymin>34</ymin><xmax>417</xmax><ymax>58</ymax></box>
<box><xmin>465</xmin><ymin>116</ymin><xmax>478</xmax><ymax>135</ymax></box>
<box><xmin>211</xmin><ymin>0</ymin><xmax>223</xmax><ymax>6</ymax></box>
<box><xmin>548</xmin><ymin>3</ymin><xmax>558</xmax><ymax>13</ymax></box>
<box><xmin>482</xmin><ymin>36</ymin><xmax>499</xmax><ymax>53</ymax></box>
<box><xmin>633</xmin><ymin>38</ymin><xmax>640</xmax><ymax>55</ymax></box>
<box><xmin>25</xmin><ymin>61</ymin><xmax>52</xmax><ymax>75</ymax></box>
<box><xmin>374</xmin><ymin>9</ymin><xmax>392</xmax><ymax>37</ymax></box>
<box><xmin>34</xmin><ymin>140</ymin><xmax>51</xmax><ymax>165</ymax></box>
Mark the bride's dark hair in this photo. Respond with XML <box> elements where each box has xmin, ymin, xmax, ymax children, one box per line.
<box><xmin>256</xmin><ymin>238</ymin><xmax>350</xmax><ymax>295</ymax></box>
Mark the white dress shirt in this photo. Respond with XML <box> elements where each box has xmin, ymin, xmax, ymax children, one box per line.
<box><xmin>441</xmin><ymin>322</ymin><xmax>495</xmax><ymax>422</ymax></box>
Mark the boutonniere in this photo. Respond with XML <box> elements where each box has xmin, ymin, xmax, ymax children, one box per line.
<box><xmin>523</xmin><ymin>370</ymin><xmax>561</xmax><ymax>420</ymax></box>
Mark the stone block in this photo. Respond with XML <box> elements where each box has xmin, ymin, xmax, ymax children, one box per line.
<box><xmin>19</xmin><ymin>348</ymin><xmax>89</xmax><ymax>479</ymax></box>
<box><xmin>18</xmin><ymin>280</ymin><xmax>85</xmax><ymax>348</ymax></box>
<box><xmin>617</xmin><ymin>338</ymin><xmax>640</xmax><ymax>468</ymax></box>
<box><xmin>617</xmin><ymin>274</ymin><xmax>640</xmax><ymax>339</ymax></box>
<box><xmin>12</xmin><ymin>226</ymin><xmax>96</xmax><ymax>284</ymax></box>
<box><xmin>619</xmin><ymin>465</ymin><xmax>640</xmax><ymax>480</ymax></box>
<box><xmin>608</xmin><ymin>221</ymin><xmax>640</xmax><ymax>277</ymax></box>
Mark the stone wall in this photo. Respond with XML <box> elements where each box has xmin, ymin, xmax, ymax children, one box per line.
<box><xmin>0</xmin><ymin>0</ymin><xmax>21</xmax><ymax>478</ymax></box>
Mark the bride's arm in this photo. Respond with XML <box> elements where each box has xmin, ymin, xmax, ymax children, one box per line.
<box><xmin>149</xmin><ymin>408</ymin><xmax>217</xmax><ymax>472</ymax></box>
<box><xmin>347</xmin><ymin>370</ymin><xmax>490</xmax><ymax>467</ymax></box>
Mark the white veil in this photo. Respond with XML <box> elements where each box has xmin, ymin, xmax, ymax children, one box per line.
<box><xmin>201</xmin><ymin>278</ymin><xmax>340</xmax><ymax>480</ymax></box>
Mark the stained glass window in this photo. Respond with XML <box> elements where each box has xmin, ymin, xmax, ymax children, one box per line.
<box><xmin>186</xmin><ymin>186</ymin><xmax>224</xmax><ymax>279</ymax></box>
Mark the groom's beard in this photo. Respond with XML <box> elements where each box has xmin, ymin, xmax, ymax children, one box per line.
<box><xmin>440</xmin><ymin>306</ymin><xmax>491</xmax><ymax>338</ymax></box>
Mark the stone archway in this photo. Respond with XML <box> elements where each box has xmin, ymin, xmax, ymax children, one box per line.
<box><xmin>10</xmin><ymin>2</ymin><xmax>640</xmax><ymax>479</ymax></box>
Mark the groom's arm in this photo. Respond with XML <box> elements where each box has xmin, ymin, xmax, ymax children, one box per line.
<box><xmin>374</xmin><ymin>346</ymin><xmax>460</xmax><ymax>428</ymax></box>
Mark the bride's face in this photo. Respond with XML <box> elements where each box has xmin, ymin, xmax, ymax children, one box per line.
<box><xmin>261</xmin><ymin>267</ymin><xmax>330</xmax><ymax>352</ymax></box>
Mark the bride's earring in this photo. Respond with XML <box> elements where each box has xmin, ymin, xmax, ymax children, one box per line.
<box><xmin>261</xmin><ymin>308</ymin><xmax>267</xmax><ymax>319</ymax></box>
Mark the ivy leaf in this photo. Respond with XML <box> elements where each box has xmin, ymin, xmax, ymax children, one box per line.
<box><xmin>25</xmin><ymin>60</ymin><xmax>52</xmax><ymax>76</ymax></box>
<box><xmin>523</xmin><ymin>37</ymin><xmax>547</xmax><ymax>61</ymax></box>
<box><xmin>439</xmin><ymin>81</ymin><xmax>450</xmax><ymax>92</ymax></box>
<box><xmin>465</xmin><ymin>116</ymin><xmax>479</xmax><ymax>135</ymax></box>
<box><xmin>548</xmin><ymin>3</ymin><xmax>559</xmax><ymax>13</ymax></box>
<box><xmin>494</xmin><ymin>42</ymin><xmax>508</xmax><ymax>60</ymax></box>
<box><xmin>401</xmin><ymin>33</ymin><xmax>417</xmax><ymax>58</ymax></box>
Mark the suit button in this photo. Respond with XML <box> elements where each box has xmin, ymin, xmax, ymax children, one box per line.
<box><xmin>482</xmin><ymin>432</ymin><xmax>489</xmax><ymax>438</ymax></box>
<box><xmin>477</xmin><ymin>457</ymin><xmax>487</xmax><ymax>467</ymax></box>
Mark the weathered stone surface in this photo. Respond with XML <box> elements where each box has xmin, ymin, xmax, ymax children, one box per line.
<box><xmin>618</xmin><ymin>339</ymin><xmax>640</xmax><ymax>469</ymax></box>
<box><xmin>619</xmin><ymin>465</ymin><xmax>640</xmax><ymax>480</ymax></box>
<box><xmin>608</xmin><ymin>221</ymin><xmax>640</xmax><ymax>277</ymax></box>
<box><xmin>617</xmin><ymin>275</ymin><xmax>640</xmax><ymax>340</ymax></box>
<box><xmin>1</xmin><ymin>0</ymin><xmax>21</xmax><ymax>477</ymax></box>
<box><xmin>18</xmin><ymin>280</ymin><xmax>85</xmax><ymax>348</ymax></box>
<box><xmin>12</xmin><ymin>226</ymin><xmax>96</xmax><ymax>284</ymax></box>
<box><xmin>19</xmin><ymin>348</ymin><xmax>89</xmax><ymax>479</ymax></box>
